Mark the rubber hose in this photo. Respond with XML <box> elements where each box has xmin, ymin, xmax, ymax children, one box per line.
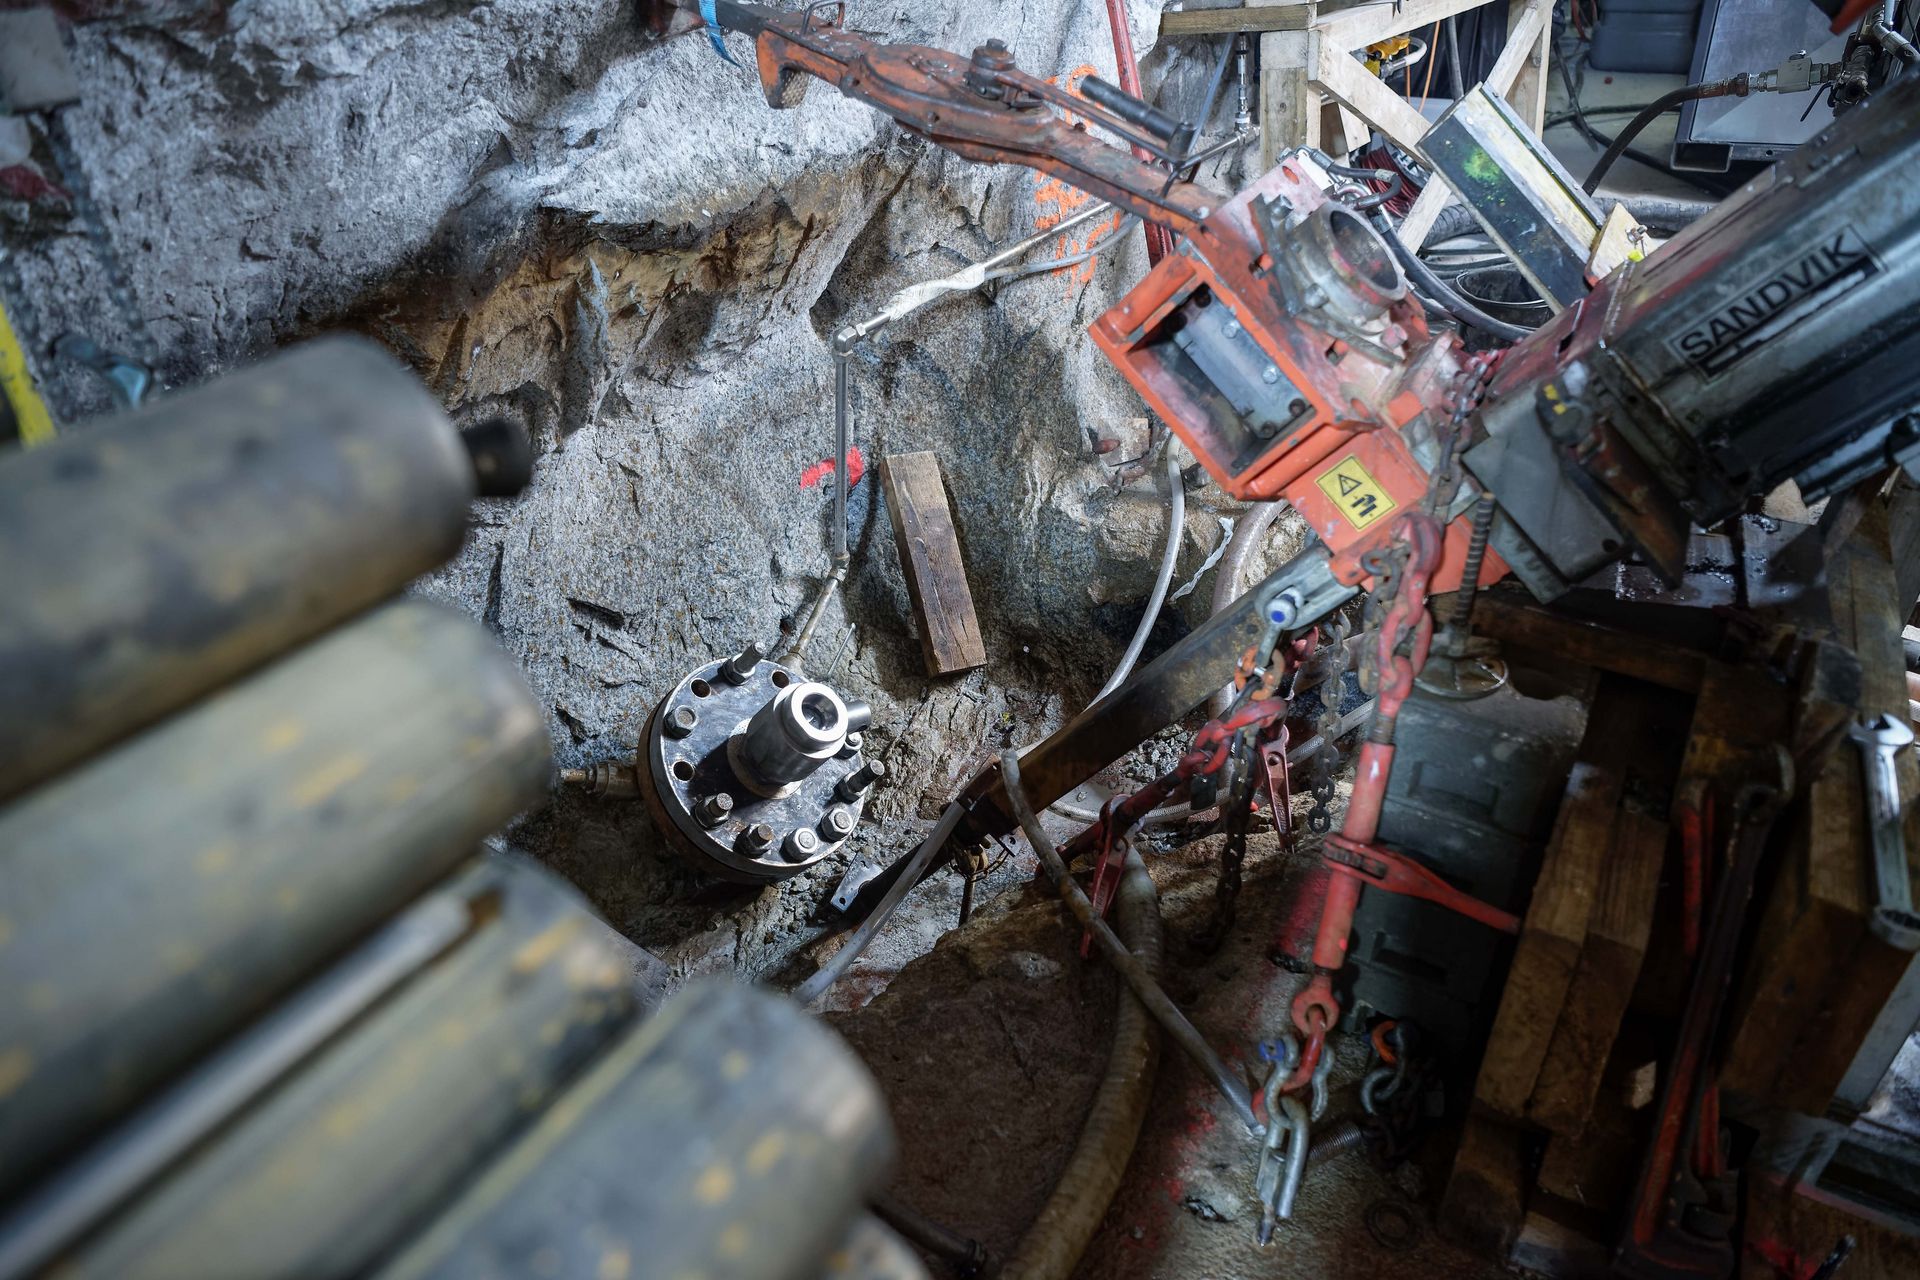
<box><xmin>1374</xmin><ymin>214</ymin><xmax>1534</xmax><ymax>343</ymax></box>
<box><xmin>1000</xmin><ymin>848</ymin><xmax>1163</xmax><ymax>1280</ymax></box>
<box><xmin>1095</xmin><ymin>451</ymin><xmax>1185</xmax><ymax>703</ymax></box>
<box><xmin>1209</xmin><ymin>502</ymin><xmax>1285</xmax><ymax>717</ymax></box>
<box><xmin>1001</xmin><ymin>750</ymin><xmax>1260</xmax><ymax>1130</ymax></box>
<box><xmin>1583</xmin><ymin>79</ymin><xmax>1743</xmax><ymax>194</ymax></box>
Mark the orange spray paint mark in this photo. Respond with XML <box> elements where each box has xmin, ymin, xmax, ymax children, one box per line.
<box><xmin>1026</xmin><ymin>65</ymin><xmax>1130</xmax><ymax>295</ymax></box>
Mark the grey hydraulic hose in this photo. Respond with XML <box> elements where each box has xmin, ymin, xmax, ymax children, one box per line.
<box><xmin>1094</xmin><ymin>451</ymin><xmax>1185</xmax><ymax>703</ymax></box>
<box><xmin>1001</xmin><ymin>749</ymin><xmax>1260</xmax><ymax>1131</ymax></box>
<box><xmin>1000</xmin><ymin>847</ymin><xmax>1162</xmax><ymax>1280</ymax></box>
<box><xmin>792</xmin><ymin>800</ymin><xmax>967</xmax><ymax>1007</ymax></box>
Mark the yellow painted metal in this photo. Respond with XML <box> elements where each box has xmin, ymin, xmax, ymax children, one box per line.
<box><xmin>0</xmin><ymin>296</ymin><xmax>55</xmax><ymax>445</ymax></box>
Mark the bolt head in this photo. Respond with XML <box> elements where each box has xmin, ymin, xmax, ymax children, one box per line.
<box><xmin>784</xmin><ymin>828</ymin><xmax>821</xmax><ymax>862</ymax></box>
<box><xmin>695</xmin><ymin>792</ymin><xmax>735</xmax><ymax>828</ymax></box>
<box><xmin>664</xmin><ymin>705</ymin><xmax>698</xmax><ymax>738</ymax></box>
<box><xmin>839</xmin><ymin>732</ymin><xmax>864</xmax><ymax>758</ymax></box>
<box><xmin>1261</xmin><ymin>365</ymin><xmax>1280</xmax><ymax>385</ymax></box>
<box><xmin>741</xmin><ymin>822</ymin><xmax>776</xmax><ymax>853</ymax></box>
<box><xmin>1266</xmin><ymin>590</ymin><xmax>1302</xmax><ymax>628</ymax></box>
<box><xmin>1288</xmin><ymin>398</ymin><xmax>1308</xmax><ymax>416</ymax></box>
<box><xmin>1223</xmin><ymin>319</ymin><xmax>1242</xmax><ymax>339</ymax></box>
<box><xmin>819</xmin><ymin>805</ymin><xmax>857</xmax><ymax>841</ymax></box>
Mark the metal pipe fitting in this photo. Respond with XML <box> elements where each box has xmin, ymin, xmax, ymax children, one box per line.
<box><xmin>730</xmin><ymin>681</ymin><xmax>851</xmax><ymax>797</ymax></box>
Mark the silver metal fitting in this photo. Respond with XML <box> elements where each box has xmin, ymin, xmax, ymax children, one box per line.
<box><xmin>720</xmin><ymin>643</ymin><xmax>764</xmax><ymax>686</ymax></box>
<box><xmin>695</xmin><ymin>792</ymin><xmax>735</xmax><ymax>828</ymax></box>
<box><xmin>663</xmin><ymin>705</ymin><xmax>698</xmax><ymax>738</ymax></box>
<box><xmin>836</xmin><ymin>758</ymin><xmax>887</xmax><ymax>802</ymax></box>
<box><xmin>819</xmin><ymin>805</ymin><xmax>857</xmax><ymax>842</ymax></box>
<box><xmin>784</xmin><ymin>827</ymin><xmax>821</xmax><ymax>862</ymax></box>
<box><xmin>731</xmin><ymin>681</ymin><xmax>851</xmax><ymax>797</ymax></box>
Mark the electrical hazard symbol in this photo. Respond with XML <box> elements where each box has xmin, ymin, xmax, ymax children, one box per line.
<box><xmin>1314</xmin><ymin>455</ymin><xmax>1397</xmax><ymax>531</ymax></box>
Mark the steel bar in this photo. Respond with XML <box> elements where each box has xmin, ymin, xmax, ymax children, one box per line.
<box><xmin>1001</xmin><ymin>750</ymin><xmax>1260</xmax><ymax>1132</ymax></box>
<box><xmin>0</xmin><ymin>337</ymin><xmax>476</xmax><ymax>800</ymax></box>
<box><xmin>374</xmin><ymin>980</ymin><xmax>893</xmax><ymax>1280</ymax></box>
<box><xmin>0</xmin><ymin>601</ymin><xmax>551</xmax><ymax>1199</ymax></box>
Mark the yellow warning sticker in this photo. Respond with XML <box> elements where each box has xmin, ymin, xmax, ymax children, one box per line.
<box><xmin>1314</xmin><ymin>454</ymin><xmax>1396</xmax><ymax>531</ymax></box>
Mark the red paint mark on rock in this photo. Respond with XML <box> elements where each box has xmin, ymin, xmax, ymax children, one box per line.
<box><xmin>0</xmin><ymin>165</ymin><xmax>68</xmax><ymax>205</ymax></box>
<box><xmin>799</xmin><ymin>444</ymin><xmax>865</xmax><ymax>490</ymax></box>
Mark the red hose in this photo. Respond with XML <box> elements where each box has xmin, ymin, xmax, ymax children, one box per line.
<box><xmin>1104</xmin><ymin>0</ymin><xmax>1172</xmax><ymax>264</ymax></box>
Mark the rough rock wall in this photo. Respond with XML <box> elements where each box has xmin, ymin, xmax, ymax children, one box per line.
<box><xmin>6</xmin><ymin>0</ymin><xmax>1290</xmax><ymax>981</ymax></box>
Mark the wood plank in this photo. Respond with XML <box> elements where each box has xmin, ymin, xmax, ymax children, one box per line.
<box><xmin>878</xmin><ymin>452</ymin><xmax>987</xmax><ymax>677</ymax></box>
<box><xmin>1528</xmin><ymin>801</ymin><xmax>1669</xmax><ymax>1136</ymax></box>
<box><xmin>1162</xmin><ymin>4</ymin><xmax>1312</xmax><ymax>37</ymax></box>
<box><xmin>1441</xmin><ymin>1111</ymin><xmax>1532</xmax><ymax>1259</ymax></box>
<box><xmin>1474</xmin><ymin>758</ymin><xmax>1622</xmax><ymax>1119</ymax></box>
<box><xmin>1319</xmin><ymin>0</ymin><xmax>1507</xmax><ymax>52</ymax></box>
<box><xmin>1259</xmin><ymin>29</ymin><xmax>1322</xmax><ymax>168</ymax></box>
<box><xmin>1312</xmin><ymin>36</ymin><xmax>1434</xmax><ymax>155</ymax></box>
<box><xmin>1724</xmin><ymin>496</ymin><xmax>1918</xmax><ymax>1112</ymax></box>
<box><xmin>1501</xmin><ymin>0</ymin><xmax>1551</xmax><ymax>133</ymax></box>
<box><xmin>1473</xmin><ymin>594</ymin><xmax>1707</xmax><ymax>694</ymax></box>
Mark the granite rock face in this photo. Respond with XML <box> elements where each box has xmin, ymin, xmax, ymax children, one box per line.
<box><xmin>6</xmin><ymin>0</ymin><xmax>1294</xmax><ymax>980</ymax></box>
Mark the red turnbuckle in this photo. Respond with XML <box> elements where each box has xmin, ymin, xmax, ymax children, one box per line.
<box><xmin>1290</xmin><ymin>513</ymin><xmax>1444</xmax><ymax>1048</ymax></box>
<box><xmin>1321</xmin><ymin>833</ymin><xmax>1520</xmax><ymax>934</ymax></box>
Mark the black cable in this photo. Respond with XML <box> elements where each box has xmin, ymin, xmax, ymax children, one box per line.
<box><xmin>1556</xmin><ymin>39</ymin><xmax>1739</xmax><ymax>197</ymax></box>
<box><xmin>1583</xmin><ymin>78</ymin><xmax>1746</xmax><ymax>193</ymax></box>
<box><xmin>1371</xmin><ymin>212</ymin><xmax>1534</xmax><ymax>343</ymax></box>
<box><xmin>1444</xmin><ymin>15</ymin><xmax>1465</xmax><ymax>101</ymax></box>
<box><xmin>1327</xmin><ymin>161</ymin><xmax>1404</xmax><ymax>210</ymax></box>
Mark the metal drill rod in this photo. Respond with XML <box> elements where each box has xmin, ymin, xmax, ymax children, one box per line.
<box><xmin>1001</xmin><ymin>749</ymin><xmax>1261</xmax><ymax>1133</ymax></box>
<box><xmin>0</xmin><ymin>887</ymin><xmax>472</xmax><ymax>1277</ymax></box>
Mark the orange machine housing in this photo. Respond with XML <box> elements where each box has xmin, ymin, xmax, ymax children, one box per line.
<box><xmin>1090</xmin><ymin>159</ymin><xmax>1505</xmax><ymax>596</ymax></box>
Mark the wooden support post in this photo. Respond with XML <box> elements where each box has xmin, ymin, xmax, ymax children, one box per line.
<box><xmin>1527</xmin><ymin>801</ymin><xmax>1668</xmax><ymax>1135</ymax></box>
<box><xmin>878</xmin><ymin>453</ymin><xmax>987</xmax><ymax>677</ymax></box>
<box><xmin>1442</xmin><ymin>1112</ymin><xmax>1532</xmax><ymax>1260</ymax></box>
<box><xmin>1474</xmin><ymin>758</ymin><xmax>1621</xmax><ymax>1119</ymax></box>
<box><xmin>1506</xmin><ymin>0</ymin><xmax>1552</xmax><ymax>134</ymax></box>
<box><xmin>1260</xmin><ymin>29</ymin><xmax>1321</xmax><ymax>169</ymax></box>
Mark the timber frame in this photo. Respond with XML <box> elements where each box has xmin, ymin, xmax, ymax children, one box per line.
<box><xmin>1161</xmin><ymin>0</ymin><xmax>1551</xmax><ymax>249</ymax></box>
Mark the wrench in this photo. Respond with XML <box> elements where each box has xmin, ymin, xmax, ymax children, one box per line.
<box><xmin>1849</xmin><ymin>713</ymin><xmax>1920</xmax><ymax>951</ymax></box>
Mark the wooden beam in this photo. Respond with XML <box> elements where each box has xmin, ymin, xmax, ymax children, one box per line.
<box><xmin>1161</xmin><ymin>4</ymin><xmax>1312</xmax><ymax>37</ymax></box>
<box><xmin>1311</xmin><ymin>37</ymin><xmax>1433</xmax><ymax>156</ymax></box>
<box><xmin>1319</xmin><ymin>0</ymin><xmax>1503</xmax><ymax>52</ymax></box>
<box><xmin>1471</xmin><ymin>595</ymin><xmax>1708</xmax><ymax>694</ymax></box>
<box><xmin>1474</xmin><ymin>758</ymin><xmax>1622</xmax><ymax>1119</ymax></box>
<box><xmin>1259</xmin><ymin>29</ymin><xmax>1321</xmax><ymax>169</ymax></box>
<box><xmin>1505</xmin><ymin>0</ymin><xmax>1552</xmax><ymax>134</ymax></box>
<box><xmin>878</xmin><ymin>453</ymin><xmax>987</xmax><ymax>677</ymax></box>
<box><xmin>1527</xmin><ymin>801</ymin><xmax>1668</xmax><ymax>1136</ymax></box>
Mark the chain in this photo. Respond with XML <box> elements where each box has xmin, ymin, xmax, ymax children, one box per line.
<box><xmin>1195</xmin><ymin>728</ymin><xmax>1259</xmax><ymax>951</ymax></box>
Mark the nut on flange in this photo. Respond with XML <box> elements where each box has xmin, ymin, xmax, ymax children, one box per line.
<box><xmin>640</xmin><ymin>650</ymin><xmax>881</xmax><ymax>884</ymax></box>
